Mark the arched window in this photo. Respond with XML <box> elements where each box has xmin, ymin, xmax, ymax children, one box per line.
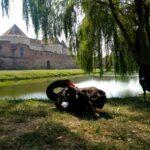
<box><xmin>20</xmin><ymin>47</ymin><xmax>24</xmax><ymax>58</ymax></box>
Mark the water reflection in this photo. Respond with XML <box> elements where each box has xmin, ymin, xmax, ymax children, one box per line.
<box><xmin>0</xmin><ymin>75</ymin><xmax>143</xmax><ymax>100</ymax></box>
<box><xmin>76</xmin><ymin>77</ymin><xmax>143</xmax><ymax>98</ymax></box>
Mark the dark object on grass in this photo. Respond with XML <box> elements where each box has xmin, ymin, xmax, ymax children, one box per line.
<box><xmin>46</xmin><ymin>79</ymin><xmax>106</xmax><ymax>118</ymax></box>
<box><xmin>139</xmin><ymin>65</ymin><xmax>150</xmax><ymax>101</ymax></box>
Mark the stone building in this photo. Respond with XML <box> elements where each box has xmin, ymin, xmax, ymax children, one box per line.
<box><xmin>0</xmin><ymin>24</ymin><xmax>75</xmax><ymax>70</ymax></box>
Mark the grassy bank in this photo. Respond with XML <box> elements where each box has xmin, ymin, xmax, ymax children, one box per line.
<box><xmin>0</xmin><ymin>69</ymin><xmax>87</xmax><ymax>81</ymax></box>
<box><xmin>0</xmin><ymin>97</ymin><xmax>149</xmax><ymax>149</ymax></box>
<box><xmin>0</xmin><ymin>69</ymin><xmax>135</xmax><ymax>82</ymax></box>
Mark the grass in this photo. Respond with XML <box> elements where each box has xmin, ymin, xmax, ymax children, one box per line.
<box><xmin>0</xmin><ymin>69</ymin><xmax>116</xmax><ymax>81</ymax></box>
<box><xmin>0</xmin><ymin>75</ymin><xmax>86</xmax><ymax>88</ymax></box>
<box><xmin>0</xmin><ymin>69</ymin><xmax>86</xmax><ymax>81</ymax></box>
<box><xmin>0</xmin><ymin>96</ymin><xmax>149</xmax><ymax>149</ymax></box>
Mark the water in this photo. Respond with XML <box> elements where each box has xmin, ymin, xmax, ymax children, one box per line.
<box><xmin>76</xmin><ymin>77</ymin><xmax>143</xmax><ymax>98</ymax></box>
<box><xmin>0</xmin><ymin>75</ymin><xmax>143</xmax><ymax>100</ymax></box>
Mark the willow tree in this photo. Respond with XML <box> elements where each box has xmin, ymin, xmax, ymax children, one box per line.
<box><xmin>1</xmin><ymin>0</ymin><xmax>150</xmax><ymax>75</ymax></box>
<box><xmin>0</xmin><ymin>0</ymin><xmax>9</xmax><ymax>15</ymax></box>
<box><xmin>64</xmin><ymin>0</ymin><xmax>150</xmax><ymax>75</ymax></box>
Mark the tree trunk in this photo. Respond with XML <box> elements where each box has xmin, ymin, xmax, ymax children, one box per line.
<box><xmin>135</xmin><ymin>0</ymin><xmax>150</xmax><ymax>66</ymax></box>
<box><xmin>109</xmin><ymin>0</ymin><xmax>150</xmax><ymax>67</ymax></box>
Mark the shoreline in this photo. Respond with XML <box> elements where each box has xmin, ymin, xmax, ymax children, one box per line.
<box><xmin>0</xmin><ymin>69</ymin><xmax>138</xmax><ymax>82</ymax></box>
<box><xmin>0</xmin><ymin>69</ymin><xmax>86</xmax><ymax>81</ymax></box>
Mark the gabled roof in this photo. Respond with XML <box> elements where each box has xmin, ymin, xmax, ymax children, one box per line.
<box><xmin>55</xmin><ymin>37</ymin><xmax>61</xmax><ymax>44</ymax></box>
<box><xmin>2</xmin><ymin>24</ymin><xmax>27</xmax><ymax>37</ymax></box>
<box><xmin>61</xmin><ymin>40</ymin><xmax>67</xmax><ymax>48</ymax></box>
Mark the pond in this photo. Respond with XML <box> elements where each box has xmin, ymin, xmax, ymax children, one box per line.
<box><xmin>0</xmin><ymin>75</ymin><xmax>143</xmax><ymax>100</ymax></box>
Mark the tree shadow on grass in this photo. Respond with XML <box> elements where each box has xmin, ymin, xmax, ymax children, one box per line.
<box><xmin>107</xmin><ymin>97</ymin><xmax>150</xmax><ymax>119</ymax></box>
<box><xmin>0</xmin><ymin>99</ymin><xmax>112</xmax><ymax>123</ymax></box>
<box><xmin>0</xmin><ymin>121</ymin><xmax>107</xmax><ymax>150</ymax></box>
<box><xmin>7</xmin><ymin>99</ymin><xmax>53</xmax><ymax>105</ymax></box>
<box><xmin>0</xmin><ymin>100</ymin><xmax>111</xmax><ymax>149</ymax></box>
<box><xmin>52</xmin><ymin>107</ymin><xmax>112</xmax><ymax>121</ymax></box>
<box><xmin>0</xmin><ymin>100</ymin><xmax>53</xmax><ymax>123</ymax></box>
<box><xmin>98</xmin><ymin>111</ymin><xmax>113</xmax><ymax>120</ymax></box>
<box><xmin>108</xmin><ymin>97</ymin><xmax>150</xmax><ymax>109</ymax></box>
<box><xmin>0</xmin><ymin>99</ymin><xmax>51</xmax><ymax>113</ymax></box>
<box><xmin>0</xmin><ymin>99</ymin><xmax>149</xmax><ymax>149</ymax></box>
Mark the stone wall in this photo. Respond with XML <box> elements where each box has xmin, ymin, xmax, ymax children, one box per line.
<box><xmin>0</xmin><ymin>35</ymin><xmax>70</xmax><ymax>55</ymax></box>
<box><xmin>30</xmin><ymin>50</ymin><xmax>75</xmax><ymax>69</ymax></box>
<box><xmin>0</xmin><ymin>36</ymin><xmax>30</xmax><ymax>45</ymax></box>
<box><xmin>0</xmin><ymin>41</ymin><xmax>76</xmax><ymax>70</ymax></box>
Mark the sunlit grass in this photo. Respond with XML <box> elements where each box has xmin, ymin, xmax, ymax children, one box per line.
<box><xmin>0</xmin><ymin>96</ymin><xmax>149</xmax><ymax>149</ymax></box>
<box><xmin>0</xmin><ymin>69</ymin><xmax>114</xmax><ymax>81</ymax></box>
<box><xmin>0</xmin><ymin>69</ymin><xmax>86</xmax><ymax>81</ymax></box>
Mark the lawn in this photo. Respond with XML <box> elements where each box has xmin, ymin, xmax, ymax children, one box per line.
<box><xmin>0</xmin><ymin>96</ymin><xmax>149</xmax><ymax>149</ymax></box>
<box><xmin>0</xmin><ymin>69</ymin><xmax>85</xmax><ymax>81</ymax></box>
<box><xmin>0</xmin><ymin>69</ymin><xmax>115</xmax><ymax>81</ymax></box>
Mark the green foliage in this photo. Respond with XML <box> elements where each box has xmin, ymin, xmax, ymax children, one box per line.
<box><xmin>77</xmin><ymin>17</ymin><xmax>95</xmax><ymax>72</ymax></box>
<box><xmin>20</xmin><ymin>0</ymin><xmax>141</xmax><ymax>75</ymax></box>
<box><xmin>76</xmin><ymin>0</ymin><xmax>140</xmax><ymax>75</ymax></box>
<box><xmin>63</xmin><ymin>1</ymin><xmax>76</xmax><ymax>38</ymax></box>
<box><xmin>78</xmin><ymin>40</ymin><xmax>93</xmax><ymax>73</ymax></box>
<box><xmin>2</xmin><ymin>0</ymin><xmax>138</xmax><ymax>75</ymax></box>
<box><xmin>0</xmin><ymin>0</ymin><xmax>9</xmax><ymax>16</ymax></box>
<box><xmin>112</xmin><ymin>25</ymin><xmax>137</xmax><ymax>75</ymax></box>
<box><xmin>22</xmin><ymin>0</ymin><xmax>68</xmax><ymax>39</ymax></box>
<box><xmin>1</xmin><ymin>0</ymin><xmax>149</xmax><ymax>75</ymax></box>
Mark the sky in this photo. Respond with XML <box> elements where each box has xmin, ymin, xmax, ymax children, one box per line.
<box><xmin>0</xmin><ymin>0</ymin><xmax>106</xmax><ymax>56</ymax></box>
<box><xmin>0</xmin><ymin>0</ymin><xmax>83</xmax><ymax>42</ymax></box>
<box><xmin>0</xmin><ymin>0</ymin><xmax>42</xmax><ymax>39</ymax></box>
